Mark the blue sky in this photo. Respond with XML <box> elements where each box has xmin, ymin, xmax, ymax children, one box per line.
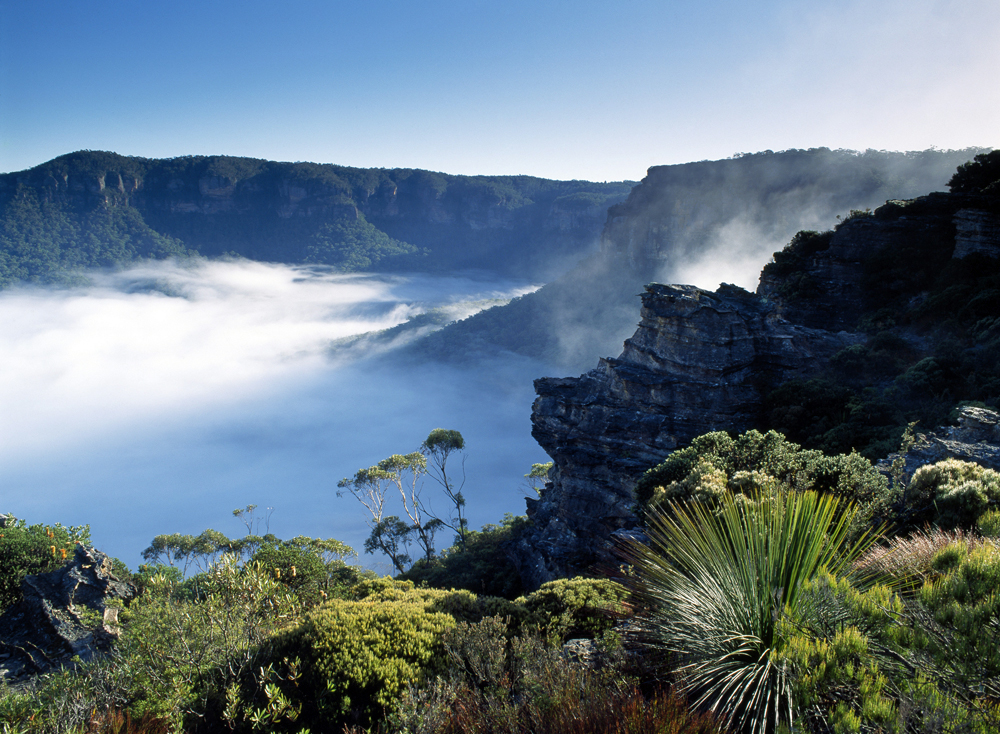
<box><xmin>1</xmin><ymin>0</ymin><xmax>997</xmax><ymax>181</ymax></box>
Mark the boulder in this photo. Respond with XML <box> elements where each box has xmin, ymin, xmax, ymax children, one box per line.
<box><xmin>0</xmin><ymin>545</ymin><xmax>136</xmax><ymax>683</ymax></box>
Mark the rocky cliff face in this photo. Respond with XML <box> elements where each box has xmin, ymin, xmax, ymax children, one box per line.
<box><xmin>516</xmin><ymin>283</ymin><xmax>859</xmax><ymax>587</ymax></box>
<box><xmin>516</xmin><ymin>183</ymin><xmax>1000</xmax><ymax>589</ymax></box>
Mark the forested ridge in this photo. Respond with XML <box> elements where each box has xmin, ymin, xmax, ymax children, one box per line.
<box><xmin>0</xmin><ymin>151</ymin><xmax>633</xmax><ymax>287</ymax></box>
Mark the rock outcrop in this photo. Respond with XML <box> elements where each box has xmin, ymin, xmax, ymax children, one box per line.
<box><xmin>517</xmin><ymin>177</ymin><xmax>1000</xmax><ymax>589</ymax></box>
<box><xmin>878</xmin><ymin>406</ymin><xmax>1000</xmax><ymax>482</ymax></box>
<box><xmin>516</xmin><ymin>283</ymin><xmax>859</xmax><ymax>588</ymax></box>
<box><xmin>0</xmin><ymin>545</ymin><xmax>136</xmax><ymax>683</ymax></box>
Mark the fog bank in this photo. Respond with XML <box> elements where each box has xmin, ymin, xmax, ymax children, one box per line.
<box><xmin>0</xmin><ymin>260</ymin><xmax>550</xmax><ymax>572</ymax></box>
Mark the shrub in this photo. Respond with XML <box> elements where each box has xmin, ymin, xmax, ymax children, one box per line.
<box><xmin>906</xmin><ymin>458</ymin><xmax>1000</xmax><ymax>527</ymax></box>
<box><xmin>259</xmin><ymin>595</ymin><xmax>457</xmax><ymax>730</ymax></box>
<box><xmin>0</xmin><ymin>517</ymin><xmax>91</xmax><ymax>611</ymax></box>
<box><xmin>948</xmin><ymin>150</ymin><xmax>1000</xmax><ymax>193</ymax></box>
<box><xmin>518</xmin><ymin>577</ymin><xmax>629</xmax><ymax>644</ymax></box>
<box><xmin>382</xmin><ymin>617</ymin><xmax>724</xmax><ymax>734</ymax></box>
<box><xmin>400</xmin><ymin>514</ymin><xmax>529</xmax><ymax>598</ymax></box>
<box><xmin>635</xmin><ymin>429</ymin><xmax>893</xmax><ymax>533</ymax></box>
<box><xmin>250</xmin><ymin>536</ymin><xmax>365</xmax><ymax>606</ymax></box>
<box><xmin>783</xmin><ymin>543</ymin><xmax>1000</xmax><ymax>733</ymax></box>
<box><xmin>920</xmin><ymin>540</ymin><xmax>1000</xmax><ymax>691</ymax></box>
<box><xmin>853</xmin><ymin>526</ymin><xmax>989</xmax><ymax>585</ymax></box>
<box><xmin>112</xmin><ymin>556</ymin><xmax>302</xmax><ymax>729</ymax></box>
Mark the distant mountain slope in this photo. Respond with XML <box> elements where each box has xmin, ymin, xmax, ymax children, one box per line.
<box><xmin>416</xmin><ymin>147</ymin><xmax>990</xmax><ymax>370</ymax></box>
<box><xmin>0</xmin><ymin>151</ymin><xmax>633</xmax><ymax>288</ymax></box>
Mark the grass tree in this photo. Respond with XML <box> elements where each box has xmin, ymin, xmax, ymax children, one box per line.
<box><xmin>621</xmin><ymin>490</ymin><xmax>882</xmax><ymax>733</ymax></box>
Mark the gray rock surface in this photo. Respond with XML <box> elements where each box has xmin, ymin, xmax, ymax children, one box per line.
<box><xmin>0</xmin><ymin>545</ymin><xmax>135</xmax><ymax>683</ymax></box>
<box><xmin>877</xmin><ymin>406</ymin><xmax>1000</xmax><ymax>483</ymax></box>
<box><xmin>515</xmin><ymin>283</ymin><xmax>859</xmax><ymax>589</ymax></box>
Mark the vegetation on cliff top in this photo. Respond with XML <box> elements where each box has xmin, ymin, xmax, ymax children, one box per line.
<box><xmin>0</xmin><ymin>151</ymin><xmax>632</xmax><ymax>288</ymax></box>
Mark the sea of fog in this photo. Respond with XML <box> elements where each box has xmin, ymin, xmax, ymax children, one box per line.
<box><xmin>0</xmin><ymin>259</ymin><xmax>555</xmax><ymax>574</ymax></box>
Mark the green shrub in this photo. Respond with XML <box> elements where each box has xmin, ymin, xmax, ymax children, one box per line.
<box><xmin>0</xmin><ymin>517</ymin><xmax>91</xmax><ymax>611</ymax></box>
<box><xmin>249</xmin><ymin>536</ymin><xmax>365</xmax><ymax>607</ymax></box>
<box><xmin>518</xmin><ymin>577</ymin><xmax>629</xmax><ymax>644</ymax></box>
<box><xmin>400</xmin><ymin>515</ymin><xmax>529</xmax><ymax>599</ymax></box>
<box><xmin>260</xmin><ymin>595</ymin><xmax>456</xmax><ymax>729</ymax></box>
<box><xmin>634</xmin><ymin>430</ymin><xmax>893</xmax><ymax>532</ymax></box>
<box><xmin>113</xmin><ymin>556</ymin><xmax>302</xmax><ymax>729</ymax></box>
<box><xmin>920</xmin><ymin>541</ymin><xmax>1000</xmax><ymax>686</ymax></box>
<box><xmin>906</xmin><ymin>458</ymin><xmax>1000</xmax><ymax>528</ymax></box>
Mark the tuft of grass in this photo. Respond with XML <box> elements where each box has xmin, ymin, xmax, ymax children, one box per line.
<box><xmin>621</xmin><ymin>490</ymin><xmax>882</xmax><ymax>733</ymax></box>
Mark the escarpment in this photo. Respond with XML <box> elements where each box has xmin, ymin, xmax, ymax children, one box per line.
<box><xmin>516</xmin><ymin>183</ymin><xmax>1000</xmax><ymax>590</ymax></box>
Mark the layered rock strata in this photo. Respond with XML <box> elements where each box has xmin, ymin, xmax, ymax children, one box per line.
<box><xmin>517</xmin><ymin>184</ymin><xmax>1000</xmax><ymax>590</ymax></box>
<box><xmin>516</xmin><ymin>284</ymin><xmax>859</xmax><ymax>588</ymax></box>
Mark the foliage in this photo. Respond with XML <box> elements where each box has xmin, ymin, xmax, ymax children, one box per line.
<box><xmin>524</xmin><ymin>461</ymin><xmax>553</xmax><ymax>496</ymax></box>
<box><xmin>338</xmin><ymin>450</ymin><xmax>443</xmax><ymax>568</ymax></box>
<box><xmin>948</xmin><ymin>150</ymin><xmax>1000</xmax><ymax>193</ymax></box>
<box><xmin>257</xmin><ymin>593</ymin><xmax>456</xmax><ymax>730</ymax></box>
<box><xmin>305</xmin><ymin>213</ymin><xmax>417</xmax><ymax>270</ymax></box>
<box><xmin>0</xmin><ymin>516</ymin><xmax>92</xmax><ymax>611</ymax></box>
<box><xmin>620</xmin><ymin>490</ymin><xmax>881</xmax><ymax>733</ymax></box>
<box><xmin>518</xmin><ymin>577</ymin><xmax>629</xmax><ymax>644</ymax></box>
<box><xmin>903</xmin><ymin>458</ymin><xmax>1000</xmax><ymax>528</ymax></box>
<box><xmin>420</xmin><ymin>429</ymin><xmax>469</xmax><ymax>549</ymax></box>
<box><xmin>340</xmin><ymin>430</ymin><xmax>474</xmax><ymax>570</ymax></box>
<box><xmin>110</xmin><ymin>556</ymin><xmax>302</xmax><ymax>729</ymax></box>
<box><xmin>634</xmin><ymin>429</ymin><xmax>893</xmax><ymax>534</ymax></box>
<box><xmin>0</xmin><ymin>151</ymin><xmax>633</xmax><ymax>288</ymax></box>
<box><xmin>779</xmin><ymin>542</ymin><xmax>1000</xmax><ymax>733</ymax></box>
<box><xmin>250</xmin><ymin>535</ymin><xmax>363</xmax><ymax>607</ymax></box>
<box><xmin>853</xmin><ymin>525</ymin><xmax>996</xmax><ymax>587</ymax></box>
<box><xmin>400</xmin><ymin>514</ymin><xmax>529</xmax><ymax>598</ymax></box>
<box><xmin>380</xmin><ymin>616</ymin><xmax>724</xmax><ymax>734</ymax></box>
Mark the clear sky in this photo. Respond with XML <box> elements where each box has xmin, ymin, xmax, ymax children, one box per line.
<box><xmin>1</xmin><ymin>0</ymin><xmax>997</xmax><ymax>181</ymax></box>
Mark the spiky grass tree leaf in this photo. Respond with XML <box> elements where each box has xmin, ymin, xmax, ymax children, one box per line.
<box><xmin>621</xmin><ymin>490</ymin><xmax>882</xmax><ymax>733</ymax></box>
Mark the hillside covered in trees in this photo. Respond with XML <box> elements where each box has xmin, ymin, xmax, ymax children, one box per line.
<box><xmin>0</xmin><ymin>151</ymin><xmax>633</xmax><ymax>287</ymax></box>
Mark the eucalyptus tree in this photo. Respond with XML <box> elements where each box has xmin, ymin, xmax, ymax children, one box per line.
<box><xmin>338</xmin><ymin>451</ymin><xmax>441</xmax><ymax>567</ymax></box>
<box><xmin>421</xmin><ymin>428</ymin><xmax>469</xmax><ymax>550</ymax></box>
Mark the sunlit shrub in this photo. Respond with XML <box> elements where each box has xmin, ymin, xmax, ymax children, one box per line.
<box><xmin>0</xmin><ymin>517</ymin><xmax>91</xmax><ymax>611</ymax></box>
<box><xmin>260</xmin><ymin>595</ymin><xmax>456</xmax><ymax>729</ymax></box>
<box><xmin>112</xmin><ymin>556</ymin><xmax>301</xmax><ymax>729</ymax></box>
<box><xmin>635</xmin><ymin>429</ymin><xmax>893</xmax><ymax>533</ymax></box>
<box><xmin>518</xmin><ymin>577</ymin><xmax>629</xmax><ymax>644</ymax></box>
<box><xmin>906</xmin><ymin>458</ymin><xmax>1000</xmax><ymax>527</ymax></box>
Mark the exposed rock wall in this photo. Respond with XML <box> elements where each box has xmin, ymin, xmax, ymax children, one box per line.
<box><xmin>517</xmin><ymin>183</ymin><xmax>1000</xmax><ymax>590</ymax></box>
<box><xmin>516</xmin><ymin>284</ymin><xmax>859</xmax><ymax>588</ymax></box>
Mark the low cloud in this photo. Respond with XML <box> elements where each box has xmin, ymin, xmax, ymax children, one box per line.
<box><xmin>0</xmin><ymin>259</ymin><xmax>549</xmax><ymax>570</ymax></box>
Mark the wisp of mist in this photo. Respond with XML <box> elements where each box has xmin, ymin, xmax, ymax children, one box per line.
<box><xmin>0</xmin><ymin>259</ymin><xmax>551</xmax><ymax>573</ymax></box>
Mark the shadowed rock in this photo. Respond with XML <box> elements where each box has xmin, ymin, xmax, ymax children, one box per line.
<box><xmin>0</xmin><ymin>545</ymin><xmax>136</xmax><ymax>683</ymax></box>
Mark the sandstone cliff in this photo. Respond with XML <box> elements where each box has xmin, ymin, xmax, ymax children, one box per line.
<box><xmin>516</xmin><ymin>182</ymin><xmax>1000</xmax><ymax>589</ymax></box>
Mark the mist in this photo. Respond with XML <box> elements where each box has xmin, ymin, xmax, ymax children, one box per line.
<box><xmin>0</xmin><ymin>259</ymin><xmax>551</xmax><ymax>573</ymax></box>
